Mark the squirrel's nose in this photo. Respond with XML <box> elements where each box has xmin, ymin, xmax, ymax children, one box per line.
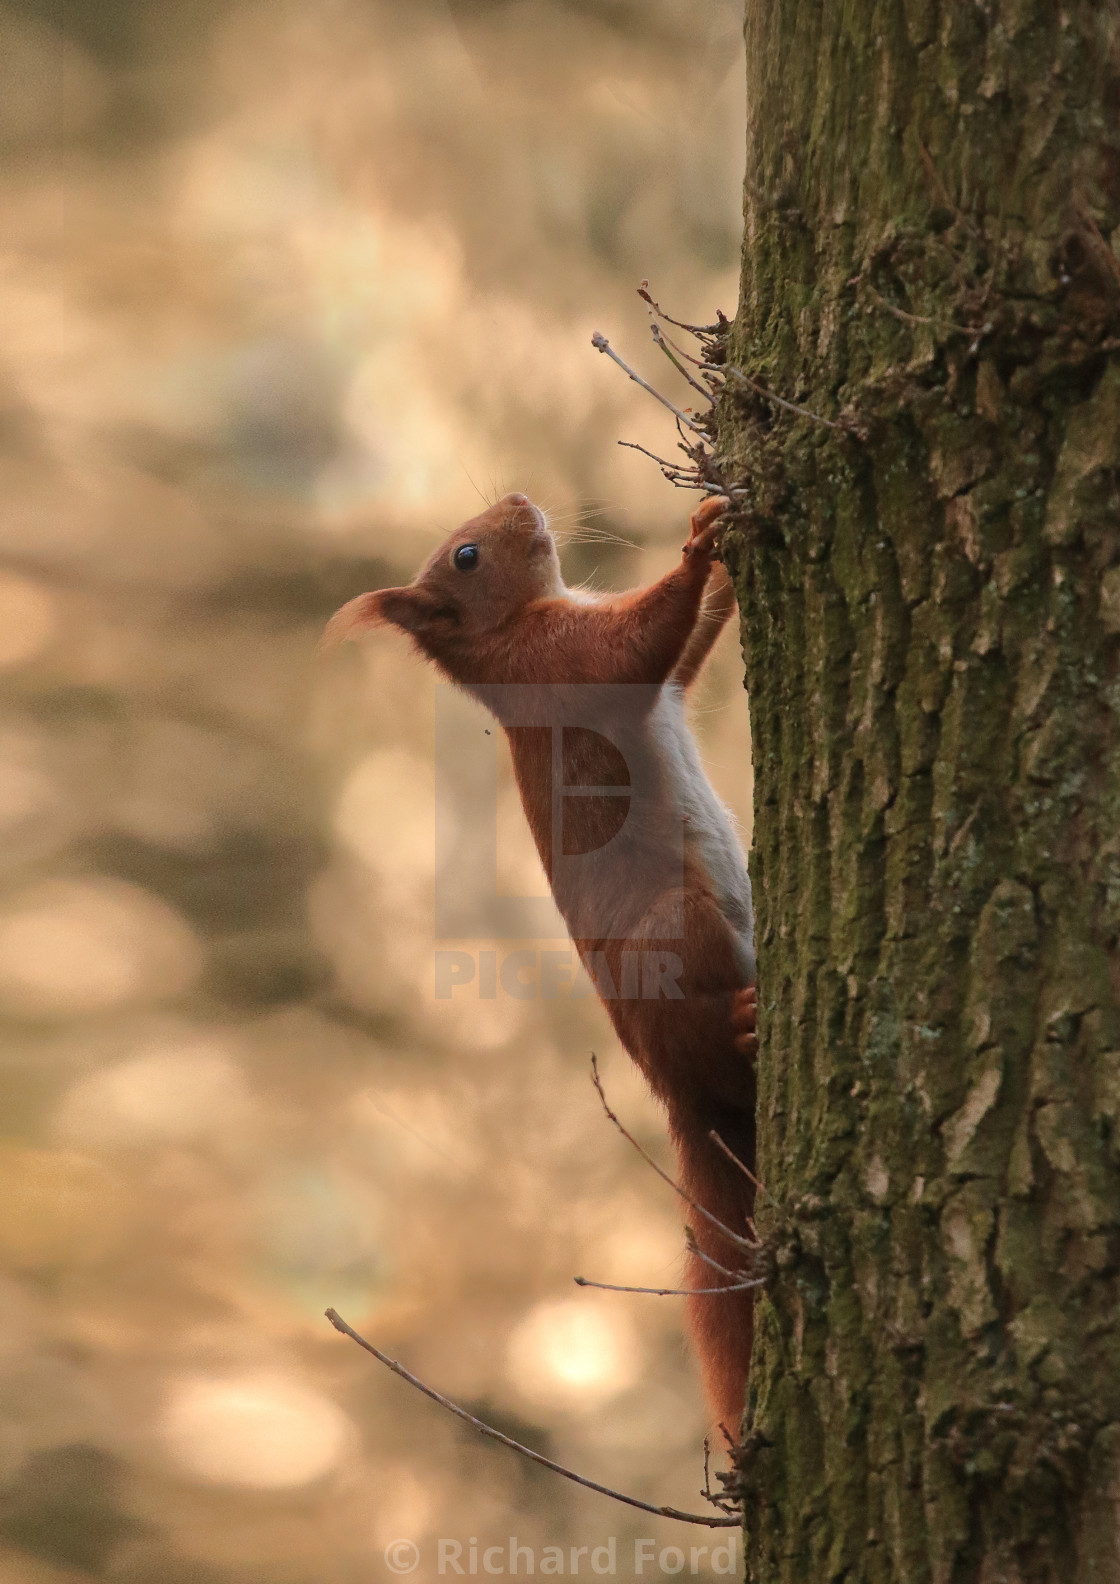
<box><xmin>501</xmin><ymin>492</ymin><xmax>542</xmax><ymax>531</ymax></box>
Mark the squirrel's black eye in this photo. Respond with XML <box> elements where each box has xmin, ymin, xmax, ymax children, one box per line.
<box><xmin>453</xmin><ymin>543</ymin><xmax>480</xmax><ymax>572</ymax></box>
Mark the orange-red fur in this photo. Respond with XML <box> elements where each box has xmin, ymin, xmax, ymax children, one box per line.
<box><xmin>327</xmin><ymin>493</ymin><xmax>757</xmax><ymax>1432</ymax></box>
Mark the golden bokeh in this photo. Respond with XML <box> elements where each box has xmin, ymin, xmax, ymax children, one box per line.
<box><xmin>0</xmin><ymin>2</ymin><xmax>752</xmax><ymax>1578</ymax></box>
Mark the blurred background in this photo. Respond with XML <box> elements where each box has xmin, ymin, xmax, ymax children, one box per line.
<box><xmin>0</xmin><ymin>1</ymin><xmax>753</xmax><ymax>1579</ymax></box>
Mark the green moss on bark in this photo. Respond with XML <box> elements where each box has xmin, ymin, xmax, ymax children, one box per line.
<box><xmin>720</xmin><ymin>3</ymin><xmax>1120</xmax><ymax>1579</ymax></box>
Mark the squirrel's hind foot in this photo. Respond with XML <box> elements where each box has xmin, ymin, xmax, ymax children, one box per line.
<box><xmin>732</xmin><ymin>985</ymin><xmax>757</xmax><ymax>1061</ymax></box>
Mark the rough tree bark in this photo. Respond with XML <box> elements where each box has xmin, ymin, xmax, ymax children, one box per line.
<box><xmin>714</xmin><ymin>4</ymin><xmax>1120</xmax><ymax>1581</ymax></box>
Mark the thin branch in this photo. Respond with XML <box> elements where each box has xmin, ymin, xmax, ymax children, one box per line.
<box><xmin>724</xmin><ymin>367</ymin><xmax>844</xmax><ymax>432</ymax></box>
<box><xmin>651</xmin><ymin>324</ymin><xmax>713</xmax><ymax>400</ymax></box>
<box><xmin>675</xmin><ymin>414</ymin><xmax>703</xmax><ymax>450</ymax></box>
<box><xmin>592</xmin><ymin>332</ymin><xmax>709</xmax><ymax>436</ymax></box>
<box><xmin>617</xmin><ymin>439</ymin><xmax>697</xmax><ymax>476</ymax></box>
<box><xmin>649</xmin><ymin>322</ymin><xmax>719</xmax><ymax>374</ymax></box>
<box><xmin>708</xmin><ymin>1130</ymin><xmax>780</xmax><ymax>1211</ymax></box>
<box><xmin>684</xmin><ymin>1226</ymin><xmax>753</xmax><ymax>1281</ymax></box>
<box><xmin>590</xmin><ymin>1055</ymin><xmax>758</xmax><ymax>1252</ymax></box>
<box><xmin>574</xmin><ymin>1274</ymin><xmax>764</xmax><ymax>1297</ymax></box>
<box><xmin>325</xmin><ymin>1309</ymin><xmax>739</xmax><ymax>1528</ymax></box>
<box><xmin>701</xmin><ymin>1437</ymin><xmax>738</xmax><ymax>1515</ymax></box>
<box><xmin>661</xmin><ymin>330</ymin><xmax>713</xmax><ymax>371</ymax></box>
<box><xmin>616</xmin><ymin>441</ymin><xmax>707</xmax><ymax>492</ymax></box>
<box><xmin>637</xmin><ymin>282</ymin><xmax>724</xmax><ymax>338</ymax></box>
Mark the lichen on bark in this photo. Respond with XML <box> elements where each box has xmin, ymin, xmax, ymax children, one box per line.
<box><xmin>716</xmin><ymin>3</ymin><xmax>1120</xmax><ymax>1579</ymax></box>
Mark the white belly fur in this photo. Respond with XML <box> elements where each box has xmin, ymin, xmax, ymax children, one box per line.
<box><xmin>651</xmin><ymin>685</ymin><xmax>756</xmax><ymax>984</ymax></box>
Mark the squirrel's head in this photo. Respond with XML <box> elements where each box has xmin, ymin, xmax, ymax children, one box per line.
<box><xmin>324</xmin><ymin>493</ymin><xmax>562</xmax><ymax>658</ymax></box>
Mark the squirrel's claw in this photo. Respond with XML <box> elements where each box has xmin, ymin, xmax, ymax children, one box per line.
<box><xmin>732</xmin><ymin>984</ymin><xmax>758</xmax><ymax>1062</ymax></box>
<box><xmin>684</xmin><ymin>494</ymin><xmax>731</xmax><ymax>557</ymax></box>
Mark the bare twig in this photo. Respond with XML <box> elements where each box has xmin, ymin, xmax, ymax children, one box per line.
<box><xmin>590</xmin><ymin>1055</ymin><xmax>758</xmax><ymax>1252</ymax></box>
<box><xmin>599</xmin><ymin>286</ymin><xmax>750</xmax><ymax>506</ymax></box>
<box><xmin>574</xmin><ymin>1274</ymin><xmax>764</xmax><ymax>1297</ymax></box>
<box><xmin>616</xmin><ymin>441</ymin><xmax>715</xmax><ymax>495</ymax></box>
<box><xmin>724</xmin><ymin>367</ymin><xmax>844</xmax><ymax>432</ymax></box>
<box><xmin>708</xmin><ymin>1130</ymin><xmax>779</xmax><ymax>1211</ymax></box>
<box><xmin>592</xmin><ymin>332</ymin><xmax>709</xmax><ymax>436</ymax></box>
<box><xmin>649</xmin><ymin>320</ymin><xmax>719</xmax><ymax>373</ymax></box>
<box><xmin>651</xmin><ymin>323</ymin><xmax>713</xmax><ymax>400</ymax></box>
<box><xmin>325</xmin><ymin>1309</ymin><xmax>739</xmax><ymax>1527</ymax></box>
<box><xmin>637</xmin><ymin>281</ymin><xmax>725</xmax><ymax>339</ymax></box>
<box><xmin>684</xmin><ymin>1226</ymin><xmax>753</xmax><ymax>1281</ymax></box>
<box><xmin>701</xmin><ymin>1437</ymin><xmax>738</xmax><ymax>1514</ymax></box>
<box><xmin>675</xmin><ymin>414</ymin><xmax>703</xmax><ymax>450</ymax></box>
<box><xmin>617</xmin><ymin>439</ymin><xmax>699</xmax><ymax>480</ymax></box>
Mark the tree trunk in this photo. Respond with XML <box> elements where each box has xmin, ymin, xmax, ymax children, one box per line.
<box><xmin>716</xmin><ymin>4</ymin><xmax>1120</xmax><ymax>1580</ymax></box>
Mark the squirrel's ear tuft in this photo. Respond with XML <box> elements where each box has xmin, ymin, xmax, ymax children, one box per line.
<box><xmin>321</xmin><ymin>590</ymin><xmax>388</xmax><ymax>651</ymax></box>
<box><xmin>321</xmin><ymin>587</ymin><xmax>457</xmax><ymax>651</ymax></box>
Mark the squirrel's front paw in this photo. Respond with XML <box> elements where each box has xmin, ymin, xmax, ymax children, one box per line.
<box><xmin>732</xmin><ymin>984</ymin><xmax>757</xmax><ymax>1062</ymax></box>
<box><xmin>684</xmin><ymin>494</ymin><xmax>731</xmax><ymax>557</ymax></box>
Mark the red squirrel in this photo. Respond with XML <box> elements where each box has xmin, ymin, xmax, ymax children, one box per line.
<box><xmin>326</xmin><ymin>493</ymin><xmax>758</xmax><ymax>1432</ymax></box>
